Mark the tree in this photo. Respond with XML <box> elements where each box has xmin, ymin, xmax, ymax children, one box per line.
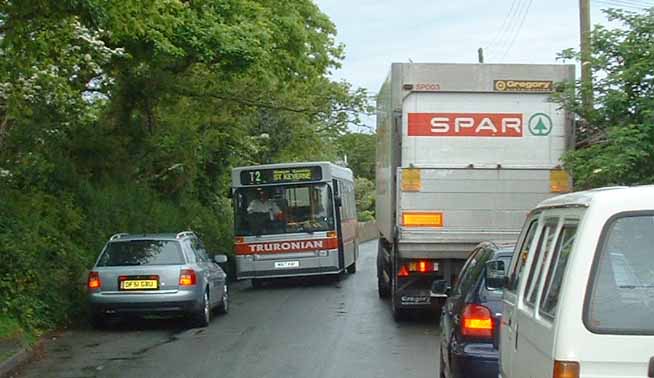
<box><xmin>0</xmin><ymin>0</ymin><xmax>370</xmax><ymax>337</ymax></box>
<box><xmin>555</xmin><ymin>8</ymin><xmax>654</xmax><ymax>189</ymax></box>
<box><xmin>336</xmin><ymin>132</ymin><xmax>376</xmax><ymax>180</ymax></box>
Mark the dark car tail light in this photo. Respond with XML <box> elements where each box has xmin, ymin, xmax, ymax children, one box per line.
<box><xmin>179</xmin><ymin>269</ymin><xmax>197</xmax><ymax>286</ymax></box>
<box><xmin>88</xmin><ymin>271</ymin><xmax>102</xmax><ymax>290</ymax></box>
<box><xmin>461</xmin><ymin>304</ymin><xmax>493</xmax><ymax>338</ymax></box>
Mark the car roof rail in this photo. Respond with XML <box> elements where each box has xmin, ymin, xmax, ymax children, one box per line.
<box><xmin>176</xmin><ymin>231</ymin><xmax>195</xmax><ymax>239</ymax></box>
<box><xmin>110</xmin><ymin>233</ymin><xmax>129</xmax><ymax>241</ymax></box>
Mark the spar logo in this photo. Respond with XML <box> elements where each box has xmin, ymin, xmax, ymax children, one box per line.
<box><xmin>528</xmin><ymin>113</ymin><xmax>553</xmax><ymax>136</ymax></box>
<box><xmin>408</xmin><ymin>113</ymin><xmax>523</xmax><ymax>137</ymax></box>
<box><xmin>235</xmin><ymin>238</ymin><xmax>337</xmax><ymax>255</ymax></box>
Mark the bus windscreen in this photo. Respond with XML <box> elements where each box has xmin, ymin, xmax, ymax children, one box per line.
<box><xmin>234</xmin><ymin>183</ymin><xmax>335</xmax><ymax>236</ymax></box>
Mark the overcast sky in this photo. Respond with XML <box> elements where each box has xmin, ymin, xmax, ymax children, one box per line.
<box><xmin>315</xmin><ymin>0</ymin><xmax>651</xmax><ymax>100</ymax></box>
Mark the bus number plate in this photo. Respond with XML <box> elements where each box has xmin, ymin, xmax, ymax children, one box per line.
<box><xmin>274</xmin><ymin>261</ymin><xmax>299</xmax><ymax>269</ymax></box>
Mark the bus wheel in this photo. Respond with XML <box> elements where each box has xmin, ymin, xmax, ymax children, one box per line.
<box><xmin>346</xmin><ymin>261</ymin><xmax>357</xmax><ymax>274</ymax></box>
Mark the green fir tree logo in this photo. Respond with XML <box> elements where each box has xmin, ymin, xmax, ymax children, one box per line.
<box><xmin>528</xmin><ymin>113</ymin><xmax>553</xmax><ymax>136</ymax></box>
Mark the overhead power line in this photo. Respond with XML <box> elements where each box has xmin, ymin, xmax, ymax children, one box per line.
<box><xmin>485</xmin><ymin>0</ymin><xmax>521</xmax><ymax>52</ymax></box>
<box><xmin>596</xmin><ymin>0</ymin><xmax>654</xmax><ymax>9</ymax></box>
<box><xmin>486</xmin><ymin>0</ymin><xmax>528</xmax><ymax>60</ymax></box>
<box><xmin>501</xmin><ymin>0</ymin><xmax>534</xmax><ymax>61</ymax></box>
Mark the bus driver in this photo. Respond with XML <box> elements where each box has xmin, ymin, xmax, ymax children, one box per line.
<box><xmin>247</xmin><ymin>190</ymin><xmax>282</xmax><ymax>221</ymax></box>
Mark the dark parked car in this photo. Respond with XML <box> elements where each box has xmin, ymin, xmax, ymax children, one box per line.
<box><xmin>88</xmin><ymin>231</ymin><xmax>229</xmax><ymax>328</ymax></box>
<box><xmin>436</xmin><ymin>241</ymin><xmax>514</xmax><ymax>378</ymax></box>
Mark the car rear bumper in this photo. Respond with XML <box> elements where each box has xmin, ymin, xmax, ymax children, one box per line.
<box><xmin>89</xmin><ymin>289</ymin><xmax>202</xmax><ymax>316</ymax></box>
<box><xmin>450</xmin><ymin>343</ymin><xmax>499</xmax><ymax>378</ymax></box>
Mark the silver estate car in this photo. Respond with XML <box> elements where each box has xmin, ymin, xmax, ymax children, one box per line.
<box><xmin>88</xmin><ymin>231</ymin><xmax>229</xmax><ymax>328</ymax></box>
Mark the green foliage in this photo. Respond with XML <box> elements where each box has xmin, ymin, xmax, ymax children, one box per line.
<box><xmin>0</xmin><ymin>0</ymin><xmax>369</xmax><ymax>336</ymax></box>
<box><xmin>555</xmin><ymin>8</ymin><xmax>654</xmax><ymax>189</ymax></box>
<box><xmin>0</xmin><ymin>314</ymin><xmax>23</xmax><ymax>341</ymax></box>
<box><xmin>355</xmin><ymin>177</ymin><xmax>375</xmax><ymax>222</ymax></box>
<box><xmin>336</xmin><ymin>132</ymin><xmax>376</xmax><ymax>180</ymax></box>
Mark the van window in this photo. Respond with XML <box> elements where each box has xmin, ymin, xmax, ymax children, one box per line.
<box><xmin>539</xmin><ymin>221</ymin><xmax>578</xmax><ymax>318</ymax></box>
<box><xmin>586</xmin><ymin>214</ymin><xmax>654</xmax><ymax>334</ymax></box>
<box><xmin>524</xmin><ymin>219</ymin><xmax>559</xmax><ymax>307</ymax></box>
<box><xmin>508</xmin><ymin>219</ymin><xmax>539</xmax><ymax>292</ymax></box>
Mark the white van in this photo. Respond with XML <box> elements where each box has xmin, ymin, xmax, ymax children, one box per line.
<box><xmin>499</xmin><ymin>186</ymin><xmax>654</xmax><ymax>378</ymax></box>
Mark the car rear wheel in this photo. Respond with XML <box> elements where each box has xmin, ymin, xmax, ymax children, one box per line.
<box><xmin>90</xmin><ymin>313</ymin><xmax>106</xmax><ymax>329</ymax></box>
<box><xmin>216</xmin><ymin>284</ymin><xmax>229</xmax><ymax>314</ymax></box>
<box><xmin>191</xmin><ymin>290</ymin><xmax>210</xmax><ymax>327</ymax></box>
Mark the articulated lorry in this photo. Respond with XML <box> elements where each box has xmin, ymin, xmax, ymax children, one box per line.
<box><xmin>375</xmin><ymin>63</ymin><xmax>575</xmax><ymax>319</ymax></box>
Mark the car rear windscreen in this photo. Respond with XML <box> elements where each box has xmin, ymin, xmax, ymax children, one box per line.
<box><xmin>97</xmin><ymin>240</ymin><xmax>184</xmax><ymax>266</ymax></box>
<box><xmin>586</xmin><ymin>214</ymin><xmax>654</xmax><ymax>334</ymax></box>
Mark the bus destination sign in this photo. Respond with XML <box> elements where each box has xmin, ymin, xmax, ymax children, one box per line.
<box><xmin>240</xmin><ymin>166</ymin><xmax>322</xmax><ymax>185</ymax></box>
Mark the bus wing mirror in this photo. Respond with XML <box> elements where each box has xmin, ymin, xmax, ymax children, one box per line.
<box><xmin>335</xmin><ymin>196</ymin><xmax>343</xmax><ymax>207</ymax></box>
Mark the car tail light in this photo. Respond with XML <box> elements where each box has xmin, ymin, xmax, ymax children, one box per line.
<box><xmin>461</xmin><ymin>304</ymin><xmax>493</xmax><ymax>338</ymax></box>
<box><xmin>88</xmin><ymin>271</ymin><xmax>101</xmax><ymax>290</ymax></box>
<box><xmin>398</xmin><ymin>265</ymin><xmax>409</xmax><ymax>277</ymax></box>
<box><xmin>179</xmin><ymin>269</ymin><xmax>197</xmax><ymax>286</ymax></box>
<box><xmin>553</xmin><ymin>361</ymin><xmax>579</xmax><ymax>378</ymax></box>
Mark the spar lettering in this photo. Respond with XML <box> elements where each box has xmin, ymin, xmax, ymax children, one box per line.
<box><xmin>408</xmin><ymin>113</ymin><xmax>524</xmax><ymax>137</ymax></box>
<box><xmin>248</xmin><ymin>240</ymin><xmax>324</xmax><ymax>253</ymax></box>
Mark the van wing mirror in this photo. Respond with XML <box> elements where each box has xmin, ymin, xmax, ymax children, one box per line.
<box><xmin>485</xmin><ymin>260</ymin><xmax>507</xmax><ymax>289</ymax></box>
<box><xmin>431</xmin><ymin>279</ymin><xmax>451</xmax><ymax>298</ymax></box>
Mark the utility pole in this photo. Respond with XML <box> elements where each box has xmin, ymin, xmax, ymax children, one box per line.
<box><xmin>580</xmin><ymin>0</ymin><xmax>593</xmax><ymax>112</ymax></box>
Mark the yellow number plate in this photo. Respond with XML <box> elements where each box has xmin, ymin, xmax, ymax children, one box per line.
<box><xmin>121</xmin><ymin>280</ymin><xmax>158</xmax><ymax>290</ymax></box>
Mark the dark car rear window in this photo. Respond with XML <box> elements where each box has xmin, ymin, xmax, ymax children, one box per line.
<box><xmin>97</xmin><ymin>240</ymin><xmax>185</xmax><ymax>267</ymax></box>
<box><xmin>586</xmin><ymin>214</ymin><xmax>654</xmax><ymax>334</ymax></box>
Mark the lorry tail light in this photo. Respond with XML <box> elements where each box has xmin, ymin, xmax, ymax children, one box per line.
<box><xmin>461</xmin><ymin>304</ymin><xmax>493</xmax><ymax>338</ymax></box>
<box><xmin>553</xmin><ymin>361</ymin><xmax>579</xmax><ymax>378</ymax></box>
<box><xmin>398</xmin><ymin>265</ymin><xmax>409</xmax><ymax>277</ymax></box>
<box><xmin>87</xmin><ymin>271</ymin><xmax>101</xmax><ymax>290</ymax></box>
<box><xmin>179</xmin><ymin>269</ymin><xmax>197</xmax><ymax>286</ymax></box>
<box><xmin>408</xmin><ymin>260</ymin><xmax>439</xmax><ymax>272</ymax></box>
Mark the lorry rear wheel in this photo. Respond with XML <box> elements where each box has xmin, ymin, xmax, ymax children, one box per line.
<box><xmin>378</xmin><ymin>275</ymin><xmax>390</xmax><ymax>298</ymax></box>
<box><xmin>377</xmin><ymin>241</ymin><xmax>390</xmax><ymax>298</ymax></box>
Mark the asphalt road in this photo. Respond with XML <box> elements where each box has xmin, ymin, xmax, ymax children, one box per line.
<box><xmin>16</xmin><ymin>240</ymin><xmax>440</xmax><ymax>378</ymax></box>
